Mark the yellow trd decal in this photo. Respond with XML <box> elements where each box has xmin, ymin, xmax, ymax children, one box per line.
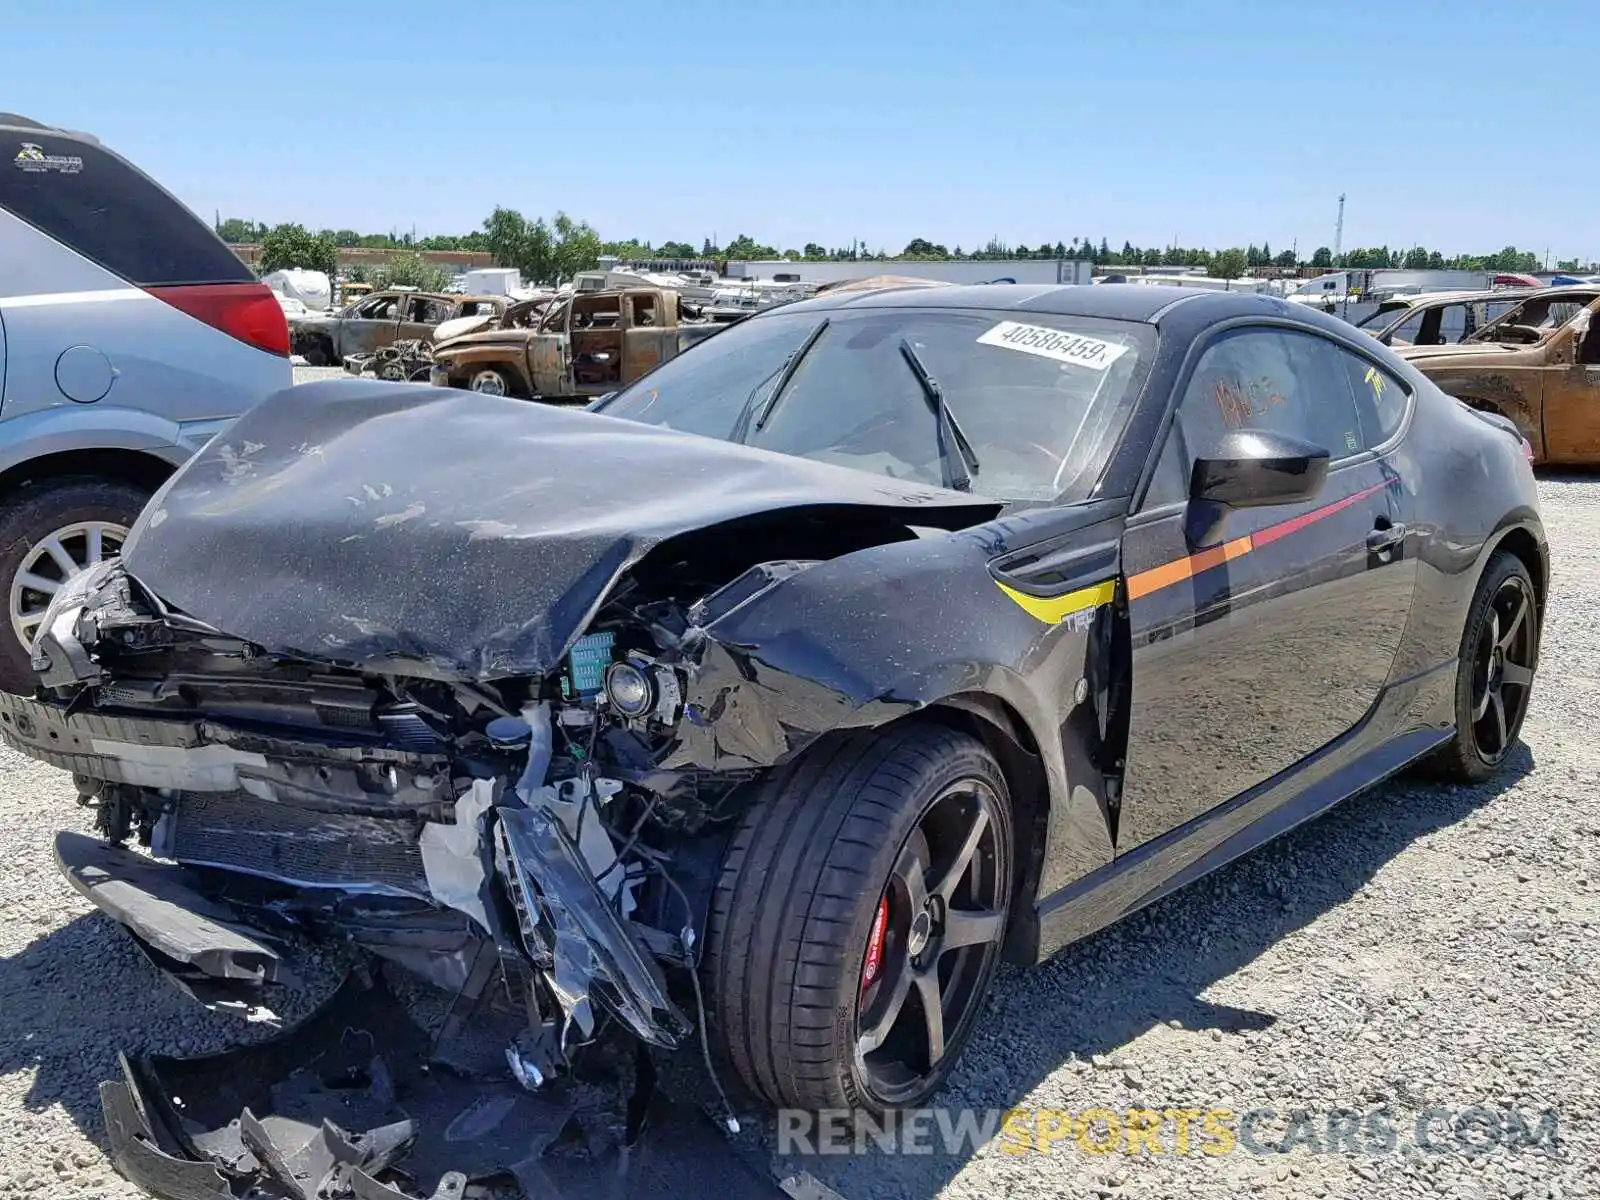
<box><xmin>995</xmin><ymin>578</ymin><xmax>1117</xmax><ymax>626</ymax></box>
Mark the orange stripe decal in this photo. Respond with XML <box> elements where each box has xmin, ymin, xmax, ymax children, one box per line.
<box><xmin>1127</xmin><ymin>534</ymin><xmax>1252</xmax><ymax>599</ymax></box>
<box><xmin>1127</xmin><ymin>481</ymin><xmax>1386</xmax><ymax>602</ymax></box>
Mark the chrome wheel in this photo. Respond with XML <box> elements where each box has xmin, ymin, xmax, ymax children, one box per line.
<box><xmin>1469</xmin><ymin>572</ymin><xmax>1537</xmax><ymax>764</ymax></box>
<box><xmin>855</xmin><ymin>779</ymin><xmax>1008</xmax><ymax>1106</ymax></box>
<box><xmin>8</xmin><ymin>520</ymin><xmax>127</xmax><ymax>649</ymax></box>
<box><xmin>469</xmin><ymin>369</ymin><xmax>508</xmax><ymax>396</ymax></box>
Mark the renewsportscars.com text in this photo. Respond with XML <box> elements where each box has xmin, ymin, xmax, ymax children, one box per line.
<box><xmin>776</xmin><ymin>1105</ymin><xmax>1561</xmax><ymax>1158</ymax></box>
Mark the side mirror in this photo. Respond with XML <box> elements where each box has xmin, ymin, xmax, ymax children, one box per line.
<box><xmin>1191</xmin><ymin>430</ymin><xmax>1329</xmax><ymax>508</ymax></box>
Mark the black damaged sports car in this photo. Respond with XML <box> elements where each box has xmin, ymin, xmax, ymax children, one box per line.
<box><xmin>4</xmin><ymin>284</ymin><xmax>1546</xmax><ymax>1139</ymax></box>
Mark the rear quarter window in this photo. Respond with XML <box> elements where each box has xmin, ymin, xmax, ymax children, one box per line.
<box><xmin>0</xmin><ymin>129</ymin><xmax>252</xmax><ymax>286</ymax></box>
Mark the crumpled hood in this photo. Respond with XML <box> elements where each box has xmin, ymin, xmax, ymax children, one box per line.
<box><xmin>122</xmin><ymin>381</ymin><xmax>1000</xmax><ymax>680</ymax></box>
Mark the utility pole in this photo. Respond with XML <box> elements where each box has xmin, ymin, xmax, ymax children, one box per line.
<box><xmin>1333</xmin><ymin>194</ymin><xmax>1346</xmax><ymax>266</ymax></box>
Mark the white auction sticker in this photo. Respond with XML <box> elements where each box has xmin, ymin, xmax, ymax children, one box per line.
<box><xmin>976</xmin><ymin>321</ymin><xmax>1129</xmax><ymax>370</ymax></box>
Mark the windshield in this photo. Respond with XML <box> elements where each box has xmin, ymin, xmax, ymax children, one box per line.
<box><xmin>1356</xmin><ymin>302</ymin><xmax>1412</xmax><ymax>331</ymax></box>
<box><xmin>1471</xmin><ymin>292</ymin><xmax>1600</xmax><ymax>342</ymax></box>
<box><xmin>594</xmin><ymin>306</ymin><xmax>1154</xmax><ymax>502</ymax></box>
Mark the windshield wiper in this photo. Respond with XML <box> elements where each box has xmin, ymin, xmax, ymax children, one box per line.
<box><xmin>899</xmin><ymin>337</ymin><xmax>980</xmax><ymax>492</ymax></box>
<box><xmin>730</xmin><ymin>318</ymin><xmax>830</xmax><ymax>442</ymax></box>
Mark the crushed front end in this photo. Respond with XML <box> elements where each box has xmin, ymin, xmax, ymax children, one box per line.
<box><xmin>6</xmin><ymin>557</ymin><xmax>780</xmax><ymax>1196</ymax></box>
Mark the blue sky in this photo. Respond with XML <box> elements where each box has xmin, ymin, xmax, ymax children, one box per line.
<box><xmin>9</xmin><ymin>0</ymin><xmax>1594</xmax><ymax>260</ymax></box>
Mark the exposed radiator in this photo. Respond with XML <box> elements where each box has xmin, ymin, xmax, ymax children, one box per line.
<box><xmin>169</xmin><ymin>790</ymin><xmax>429</xmax><ymax>899</ymax></box>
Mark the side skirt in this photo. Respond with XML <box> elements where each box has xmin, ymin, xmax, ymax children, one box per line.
<box><xmin>1027</xmin><ymin>660</ymin><xmax>1455</xmax><ymax>963</ymax></box>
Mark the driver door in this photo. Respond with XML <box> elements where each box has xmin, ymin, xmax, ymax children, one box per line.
<box><xmin>399</xmin><ymin>294</ymin><xmax>452</xmax><ymax>342</ymax></box>
<box><xmin>340</xmin><ymin>293</ymin><xmax>403</xmax><ymax>356</ymax></box>
<box><xmin>1541</xmin><ymin>298</ymin><xmax>1600</xmax><ymax>463</ymax></box>
<box><xmin>1114</xmin><ymin>324</ymin><xmax>1415</xmax><ymax>851</ymax></box>
<box><xmin>529</xmin><ymin>299</ymin><xmax>571</xmax><ymax>396</ymax></box>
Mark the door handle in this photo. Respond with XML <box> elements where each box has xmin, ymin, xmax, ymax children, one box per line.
<box><xmin>1367</xmin><ymin>522</ymin><xmax>1407</xmax><ymax>553</ymax></box>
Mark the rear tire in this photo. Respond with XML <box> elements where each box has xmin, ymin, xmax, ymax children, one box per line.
<box><xmin>704</xmin><ymin>723</ymin><xmax>1013</xmax><ymax>1116</ymax></box>
<box><xmin>0</xmin><ymin>478</ymin><xmax>150</xmax><ymax>694</ymax></box>
<box><xmin>1424</xmin><ymin>551</ymin><xmax>1540</xmax><ymax>783</ymax></box>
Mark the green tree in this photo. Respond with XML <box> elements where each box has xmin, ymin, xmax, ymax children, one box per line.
<box><xmin>1274</xmin><ymin>248</ymin><xmax>1298</xmax><ymax>268</ymax></box>
<box><xmin>1310</xmin><ymin>246</ymin><xmax>1334</xmax><ymax>269</ymax></box>
<box><xmin>1209</xmin><ymin>248</ymin><xmax>1248</xmax><ymax>278</ymax></box>
<box><xmin>901</xmin><ymin>237</ymin><xmax>948</xmax><ymax>258</ymax></box>
<box><xmin>602</xmin><ymin>239</ymin><xmax>653</xmax><ymax>261</ymax></box>
<box><xmin>376</xmin><ymin>251</ymin><xmax>452</xmax><ymax>292</ymax></box>
<box><xmin>216</xmin><ymin>217</ymin><xmax>266</xmax><ymax>244</ymax></box>
<box><xmin>801</xmin><ymin>242</ymin><xmax>827</xmax><ymax>260</ymax></box>
<box><xmin>550</xmin><ymin>212</ymin><xmax>602</xmax><ymax>282</ymax></box>
<box><xmin>1427</xmin><ymin>250</ymin><xmax>1445</xmax><ymax>269</ymax></box>
<box><xmin>483</xmin><ymin>207</ymin><xmax>530</xmax><ymax>270</ymax></box>
<box><xmin>259</xmin><ymin>223</ymin><xmax>336</xmax><ymax>277</ymax></box>
<box><xmin>658</xmin><ymin>241</ymin><xmax>697</xmax><ymax>258</ymax></box>
<box><xmin>723</xmin><ymin>233</ymin><xmax>779</xmax><ymax>260</ymax></box>
<box><xmin>1401</xmin><ymin>246</ymin><xmax>1431</xmax><ymax>269</ymax></box>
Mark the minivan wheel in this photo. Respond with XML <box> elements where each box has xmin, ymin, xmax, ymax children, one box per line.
<box><xmin>0</xmin><ymin>478</ymin><xmax>148</xmax><ymax>693</ymax></box>
<box><xmin>704</xmin><ymin>724</ymin><xmax>1013</xmax><ymax>1116</ymax></box>
<box><xmin>1425</xmin><ymin>551</ymin><xmax>1540</xmax><ymax>783</ymax></box>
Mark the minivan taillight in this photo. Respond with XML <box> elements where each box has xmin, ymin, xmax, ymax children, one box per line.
<box><xmin>147</xmin><ymin>282</ymin><xmax>290</xmax><ymax>357</ymax></box>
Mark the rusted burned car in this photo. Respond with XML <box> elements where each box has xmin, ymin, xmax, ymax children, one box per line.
<box><xmin>1396</xmin><ymin>285</ymin><xmax>1600</xmax><ymax>463</ymax></box>
<box><xmin>291</xmin><ymin>290</ymin><xmax>507</xmax><ymax>366</ymax></box>
<box><xmin>1352</xmin><ymin>287</ymin><xmax>1535</xmax><ymax>347</ymax></box>
<box><xmin>428</xmin><ymin>286</ymin><xmax>724</xmax><ymax>400</ymax></box>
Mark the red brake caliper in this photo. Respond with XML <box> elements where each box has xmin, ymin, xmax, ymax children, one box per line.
<box><xmin>862</xmin><ymin>896</ymin><xmax>890</xmax><ymax>993</ymax></box>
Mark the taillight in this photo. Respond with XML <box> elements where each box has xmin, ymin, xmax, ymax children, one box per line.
<box><xmin>147</xmin><ymin>282</ymin><xmax>290</xmax><ymax>357</ymax></box>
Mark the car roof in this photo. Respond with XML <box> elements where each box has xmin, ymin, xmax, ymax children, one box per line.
<box><xmin>372</xmin><ymin>290</ymin><xmax>502</xmax><ymax>303</ymax></box>
<box><xmin>778</xmin><ymin>281</ymin><xmax>1288</xmax><ymax>325</ymax></box>
<box><xmin>1380</xmin><ymin>286</ymin><xmax>1541</xmax><ymax>311</ymax></box>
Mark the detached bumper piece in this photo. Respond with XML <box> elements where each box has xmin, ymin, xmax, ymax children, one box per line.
<box><xmin>55</xmin><ymin>831</ymin><xmax>288</xmax><ymax>1014</ymax></box>
<box><xmin>99</xmin><ymin>973</ymin><xmax>788</xmax><ymax>1200</ymax></box>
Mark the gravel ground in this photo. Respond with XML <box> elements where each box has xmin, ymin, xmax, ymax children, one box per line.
<box><xmin>0</xmin><ymin>407</ymin><xmax>1594</xmax><ymax>1198</ymax></box>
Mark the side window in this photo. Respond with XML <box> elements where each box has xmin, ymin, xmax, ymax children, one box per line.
<box><xmin>1140</xmin><ymin>428</ymin><xmax>1189</xmax><ymax>510</ymax></box>
<box><xmin>409</xmin><ymin>296</ymin><xmax>451</xmax><ymax>323</ymax></box>
<box><xmin>1334</xmin><ymin>348</ymin><xmax>1409</xmax><ymax>449</ymax></box>
<box><xmin>1386</xmin><ymin>310</ymin><xmax>1426</xmax><ymax>345</ymax></box>
<box><xmin>0</xmin><ymin>132</ymin><xmax>253</xmax><ymax>286</ymax></box>
<box><xmin>1437</xmin><ymin>304</ymin><xmax>1469</xmax><ymax>343</ymax></box>
<box><xmin>354</xmin><ymin>295</ymin><xmax>396</xmax><ymax>319</ymax></box>
<box><xmin>1176</xmin><ymin>328</ymin><xmax>1364</xmax><ymax>463</ymax></box>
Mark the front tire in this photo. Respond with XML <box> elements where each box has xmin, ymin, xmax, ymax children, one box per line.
<box><xmin>1426</xmin><ymin>551</ymin><xmax>1540</xmax><ymax>783</ymax></box>
<box><xmin>704</xmin><ymin>724</ymin><xmax>1013</xmax><ymax>1115</ymax></box>
<box><xmin>468</xmin><ymin>367</ymin><xmax>514</xmax><ymax>397</ymax></box>
<box><xmin>0</xmin><ymin>478</ymin><xmax>149</xmax><ymax>693</ymax></box>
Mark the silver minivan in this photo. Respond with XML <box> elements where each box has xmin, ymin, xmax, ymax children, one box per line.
<box><xmin>0</xmin><ymin>113</ymin><xmax>291</xmax><ymax>690</ymax></box>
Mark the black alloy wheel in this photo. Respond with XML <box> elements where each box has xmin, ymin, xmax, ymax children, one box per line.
<box><xmin>1428</xmin><ymin>550</ymin><xmax>1540</xmax><ymax>783</ymax></box>
<box><xmin>1468</xmin><ymin>569</ymin><xmax>1537</xmax><ymax>764</ymax></box>
<box><xmin>854</xmin><ymin>778</ymin><xmax>1010</xmax><ymax>1107</ymax></box>
<box><xmin>705</xmin><ymin>723</ymin><xmax>1014</xmax><ymax>1115</ymax></box>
